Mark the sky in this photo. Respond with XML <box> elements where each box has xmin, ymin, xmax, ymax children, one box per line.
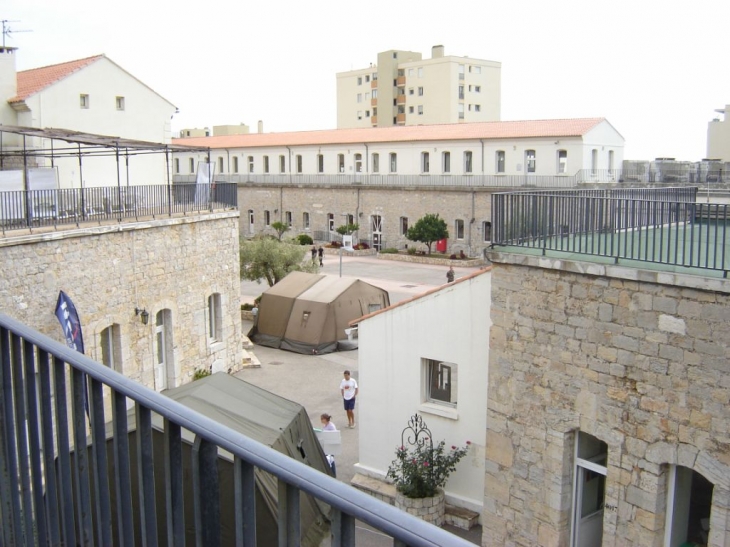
<box><xmin>4</xmin><ymin>0</ymin><xmax>730</xmax><ymax>161</ymax></box>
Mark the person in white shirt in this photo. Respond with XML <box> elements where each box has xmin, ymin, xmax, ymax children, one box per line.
<box><xmin>339</xmin><ymin>370</ymin><xmax>359</xmax><ymax>428</ymax></box>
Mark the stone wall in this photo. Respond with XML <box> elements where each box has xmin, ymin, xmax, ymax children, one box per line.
<box><xmin>0</xmin><ymin>212</ymin><xmax>243</xmax><ymax>391</ymax></box>
<box><xmin>484</xmin><ymin>253</ymin><xmax>730</xmax><ymax>547</ymax></box>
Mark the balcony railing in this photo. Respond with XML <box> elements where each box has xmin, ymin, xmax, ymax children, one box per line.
<box><xmin>0</xmin><ymin>183</ymin><xmax>237</xmax><ymax>234</ymax></box>
<box><xmin>0</xmin><ymin>314</ymin><xmax>472</xmax><ymax>546</ymax></box>
<box><xmin>490</xmin><ymin>187</ymin><xmax>730</xmax><ymax>274</ymax></box>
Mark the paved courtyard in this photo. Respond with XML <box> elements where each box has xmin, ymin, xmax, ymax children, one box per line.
<box><xmin>236</xmin><ymin>254</ymin><xmax>485</xmax><ymax>545</ymax></box>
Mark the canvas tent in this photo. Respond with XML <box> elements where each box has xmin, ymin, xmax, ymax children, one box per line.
<box><xmin>68</xmin><ymin>373</ymin><xmax>331</xmax><ymax>547</ymax></box>
<box><xmin>251</xmin><ymin>271</ymin><xmax>390</xmax><ymax>354</ymax></box>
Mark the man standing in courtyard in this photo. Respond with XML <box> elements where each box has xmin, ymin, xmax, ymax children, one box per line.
<box><xmin>340</xmin><ymin>370</ymin><xmax>358</xmax><ymax>428</ymax></box>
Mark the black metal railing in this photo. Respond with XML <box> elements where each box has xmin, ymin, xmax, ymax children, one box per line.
<box><xmin>491</xmin><ymin>187</ymin><xmax>730</xmax><ymax>274</ymax></box>
<box><xmin>0</xmin><ymin>314</ymin><xmax>471</xmax><ymax>546</ymax></box>
<box><xmin>0</xmin><ymin>183</ymin><xmax>237</xmax><ymax>234</ymax></box>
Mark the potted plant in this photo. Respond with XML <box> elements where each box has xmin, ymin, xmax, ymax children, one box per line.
<box><xmin>386</xmin><ymin>414</ymin><xmax>470</xmax><ymax>526</ymax></box>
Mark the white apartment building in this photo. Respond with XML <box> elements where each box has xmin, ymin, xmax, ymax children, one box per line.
<box><xmin>0</xmin><ymin>47</ymin><xmax>177</xmax><ymax>188</ymax></box>
<box><xmin>336</xmin><ymin>45</ymin><xmax>501</xmax><ymax>129</ymax></box>
<box><xmin>707</xmin><ymin>104</ymin><xmax>730</xmax><ymax>162</ymax></box>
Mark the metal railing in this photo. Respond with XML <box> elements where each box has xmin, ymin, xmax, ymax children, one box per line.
<box><xmin>0</xmin><ymin>314</ymin><xmax>471</xmax><ymax>546</ymax></box>
<box><xmin>491</xmin><ymin>187</ymin><xmax>730</xmax><ymax>274</ymax></box>
<box><xmin>576</xmin><ymin>168</ymin><xmax>728</xmax><ymax>184</ymax></box>
<box><xmin>0</xmin><ymin>183</ymin><xmax>237</xmax><ymax>234</ymax></box>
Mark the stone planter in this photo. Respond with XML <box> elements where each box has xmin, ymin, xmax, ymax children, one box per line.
<box><xmin>394</xmin><ymin>488</ymin><xmax>445</xmax><ymax>527</ymax></box>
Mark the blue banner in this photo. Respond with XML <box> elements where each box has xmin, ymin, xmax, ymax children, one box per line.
<box><xmin>55</xmin><ymin>290</ymin><xmax>85</xmax><ymax>354</ymax></box>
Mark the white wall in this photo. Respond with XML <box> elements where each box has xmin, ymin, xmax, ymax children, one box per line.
<box><xmin>354</xmin><ymin>271</ymin><xmax>491</xmax><ymax>514</ymax></box>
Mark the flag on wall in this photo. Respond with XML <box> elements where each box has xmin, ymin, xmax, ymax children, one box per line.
<box><xmin>55</xmin><ymin>291</ymin><xmax>85</xmax><ymax>354</ymax></box>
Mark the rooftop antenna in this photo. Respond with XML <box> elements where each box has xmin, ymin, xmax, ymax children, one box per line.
<box><xmin>2</xmin><ymin>20</ymin><xmax>32</xmax><ymax>48</ymax></box>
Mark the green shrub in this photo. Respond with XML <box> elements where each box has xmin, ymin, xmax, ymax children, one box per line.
<box><xmin>241</xmin><ymin>303</ymin><xmax>254</xmax><ymax>311</ymax></box>
<box><xmin>296</xmin><ymin>234</ymin><xmax>314</xmax><ymax>245</ymax></box>
<box><xmin>193</xmin><ymin>368</ymin><xmax>211</xmax><ymax>381</ymax></box>
<box><xmin>380</xmin><ymin>248</ymin><xmax>399</xmax><ymax>254</ymax></box>
<box><xmin>407</xmin><ymin>247</ymin><xmax>417</xmax><ymax>255</ymax></box>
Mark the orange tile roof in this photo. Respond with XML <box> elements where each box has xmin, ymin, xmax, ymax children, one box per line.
<box><xmin>173</xmin><ymin>118</ymin><xmax>607</xmax><ymax>149</ymax></box>
<box><xmin>10</xmin><ymin>54</ymin><xmax>104</xmax><ymax>103</ymax></box>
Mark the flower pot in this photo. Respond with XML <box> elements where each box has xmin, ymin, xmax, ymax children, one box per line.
<box><xmin>394</xmin><ymin>488</ymin><xmax>445</xmax><ymax>527</ymax></box>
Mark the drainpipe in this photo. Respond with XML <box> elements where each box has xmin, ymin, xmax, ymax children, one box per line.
<box><xmin>226</xmin><ymin>149</ymin><xmax>230</xmax><ymax>179</ymax></box>
<box><xmin>286</xmin><ymin>146</ymin><xmax>292</xmax><ymax>185</ymax></box>
<box><xmin>480</xmin><ymin>139</ymin><xmax>485</xmax><ymax>174</ymax></box>
<box><xmin>364</xmin><ymin>143</ymin><xmax>369</xmax><ymax>174</ymax></box>
<box><xmin>468</xmin><ymin>190</ymin><xmax>476</xmax><ymax>256</ymax></box>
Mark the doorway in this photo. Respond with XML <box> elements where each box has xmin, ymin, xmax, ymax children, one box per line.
<box><xmin>572</xmin><ymin>432</ymin><xmax>607</xmax><ymax>547</ymax></box>
<box><xmin>154</xmin><ymin>310</ymin><xmax>174</xmax><ymax>391</ymax></box>
<box><xmin>371</xmin><ymin>215</ymin><xmax>383</xmax><ymax>251</ymax></box>
<box><xmin>665</xmin><ymin>466</ymin><xmax>713</xmax><ymax>547</ymax></box>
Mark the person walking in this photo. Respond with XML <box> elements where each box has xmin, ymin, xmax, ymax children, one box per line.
<box><xmin>446</xmin><ymin>266</ymin><xmax>455</xmax><ymax>283</ymax></box>
<box><xmin>311</xmin><ymin>245</ymin><xmax>317</xmax><ymax>263</ymax></box>
<box><xmin>339</xmin><ymin>370</ymin><xmax>358</xmax><ymax>428</ymax></box>
<box><xmin>318</xmin><ymin>246</ymin><xmax>324</xmax><ymax>266</ymax></box>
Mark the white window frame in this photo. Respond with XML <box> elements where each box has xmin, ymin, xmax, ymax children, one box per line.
<box><xmin>303</xmin><ymin>212</ymin><xmax>310</xmax><ymax>230</ymax></box>
<box><xmin>115</xmin><ymin>96</ymin><xmax>125</xmax><ymax>111</ymax></box>
<box><xmin>400</xmin><ymin>216</ymin><xmax>408</xmax><ymax>235</ymax></box>
<box><xmin>264</xmin><ymin>210</ymin><xmax>271</xmax><ymax>227</ymax></box>
<box><xmin>442</xmin><ymin>151</ymin><xmax>451</xmax><ymax>174</ymax></box>
<box><xmin>100</xmin><ymin>324</ymin><xmax>122</xmax><ymax>373</ymax></box>
<box><xmin>80</xmin><ymin>94</ymin><xmax>89</xmax><ymax>109</ymax></box>
<box><xmin>372</xmin><ymin>153</ymin><xmax>379</xmax><ymax>173</ymax></box>
<box><xmin>248</xmin><ymin>156</ymin><xmax>254</xmax><ymax>173</ymax></box>
<box><xmin>421</xmin><ymin>152</ymin><xmax>430</xmax><ymax>173</ymax></box>
<box><xmin>558</xmin><ymin>150</ymin><xmax>568</xmax><ymax>174</ymax></box>
<box><xmin>389</xmin><ymin>153</ymin><xmax>397</xmax><ymax>173</ymax></box>
<box><xmin>455</xmin><ymin>219</ymin><xmax>465</xmax><ymax>240</ymax></box>
<box><xmin>423</xmin><ymin>358</ymin><xmax>458</xmax><ymax>407</ymax></box>
<box><xmin>496</xmin><ymin>150</ymin><xmax>506</xmax><ymax>173</ymax></box>
<box><xmin>526</xmin><ymin>150</ymin><xmax>536</xmax><ymax>173</ymax></box>
<box><xmin>208</xmin><ymin>293</ymin><xmax>222</xmax><ymax>343</ymax></box>
<box><xmin>464</xmin><ymin>151</ymin><xmax>473</xmax><ymax>173</ymax></box>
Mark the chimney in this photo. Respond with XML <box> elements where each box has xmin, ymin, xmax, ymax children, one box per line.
<box><xmin>258</xmin><ymin>120</ymin><xmax>263</xmax><ymax>134</ymax></box>
<box><xmin>432</xmin><ymin>45</ymin><xmax>445</xmax><ymax>59</ymax></box>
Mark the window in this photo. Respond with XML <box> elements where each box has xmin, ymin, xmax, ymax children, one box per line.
<box><xmin>418</xmin><ymin>105</ymin><xmax>423</xmax><ymax>115</ymax></box>
<box><xmin>409</xmin><ymin>106</ymin><xmax>414</xmax><ymax>114</ymax></box>
<box><xmin>218</xmin><ymin>156</ymin><xmax>224</xmax><ymax>174</ymax></box>
<box><xmin>357</xmin><ymin>76</ymin><xmax>362</xmax><ymax>85</ymax></box>
<box><xmin>357</xmin><ymin>93</ymin><xmax>362</xmax><ymax>103</ymax></box>
<box><xmin>345</xmin><ymin>214</ymin><xmax>354</xmax><ymax>226</ymax></box>
<box><xmin>365</xmin><ymin>75</ymin><xmax>370</xmax><ymax>83</ymax></box>
<box><xmin>496</xmin><ymin>150</ymin><xmax>505</xmax><ymax>173</ymax></box>
<box><xmin>285</xmin><ymin>211</ymin><xmax>292</xmax><ymax>226</ymax></box>
<box><xmin>338</xmin><ymin>154</ymin><xmax>345</xmax><ymax>173</ymax></box>
<box><xmin>421</xmin><ymin>152</ymin><xmax>430</xmax><ymax>173</ymax></box>
<box><xmin>571</xmin><ymin>432</ymin><xmax>607</xmax><ymax>547</ymax></box>
<box><xmin>372</xmin><ymin>153</ymin><xmax>379</xmax><ymax>173</ymax></box>
<box><xmin>442</xmin><ymin>151</ymin><xmax>451</xmax><ymax>173</ymax></box>
<box><xmin>328</xmin><ymin>213</ymin><xmax>335</xmax><ymax>232</ymax></box>
<box><xmin>248</xmin><ymin>210</ymin><xmax>254</xmax><ymax>234</ymax></box>
<box><xmin>264</xmin><ymin>210</ymin><xmax>271</xmax><ymax>226</ymax></box>
<box><xmin>418</xmin><ymin>87</ymin><xmax>423</xmax><ymax>96</ymax></box>
<box><xmin>248</xmin><ymin>156</ymin><xmax>254</xmax><ymax>173</ymax></box>
<box><xmin>665</xmin><ymin>466</ymin><xmax>714</xmax><ymax>547</ymax></box>
<box><xmin>468</xmin><ymin>104</ymin><xmax>472</xmax><ymax>111</ymax></box>
<box><xmin>208</xmin><ymin>293</ymin><xmax>222</xmax><ymax>342</ymax></box>
<box><xmin>408</xmin><ymin>88</ymin><xmax>414</xmax><ymax>95</ymax></box>
<box><xmin>80</xmin><ymin>94</ymin><xmax>89</xmax><ymax>109</ymax></box>
<box><xmin>424</xmin><ymin>359</ymin><xmax>457</xmax><ymax>406</ymax></box>
<box><xmin>458</xmin><ymin>103</ymin><xmax>464</xmax><ymax>119</ymax></box>
<box><xmin>263</xmin><ymin>156</ymin><xmax>270</xmax><ymax>174</ymax></box>
<box><xmin>591</xmin><ymin>149</ymin><xmax>598</xmax><ymax>175</ymax></box>
<box><xmin>100</xmin><ymin>324</ymin><xmax>122</xmax><ymax>373</ymax></box>
<box><xmin>482</xmin><ymin>221</ymin><xmax>492</xmax><ymax>242</ymax></box>
<box><xmin>303</xmin><ymin>212</ymin><xmax>310</xmax><ymax>230</ymax></box>
<box><xmin>526</xmin><ymin>150</ymin><xmax>536</xmax><ymax>173</ymax></box>
<box><xmin>154</xmin><ymin>310</ymin><xmax>174</xmax><ymax>391</ymax></box>
<box><xmin>608</xmin><ymin>150</ymin><xmax>614</xmax><ymax>174</ymax></box>
<box><xmin>357</xmin><ymin>111</ymin><xmax>362</xmax><ymax>120</ymax></box>
<box><xmin>174</xmin><ymin>158</ymin><xmax>180</xmax><ymax>174</ymax></box>
<box><xmin>455</xmin><ymin>219</ymin><xmax>464</xmax><ymax>239</ymax></box>
<box><xmin>365</xmin><ymin>110</ymin><xmax>370</xmax><ymax>117</ymax></box>
<box><xmin>279</xmin><ymin>155</ymin><xmax>286</xmax><ymax>173</ymax></box>
<box><xmin>372</xmin><ymin>89</ymin><xmax>378</xmax><ymax>99</ymax></box>
<box><xmin>408</xmin><ymin>68</ymin><xmax>414</xmax><ymax>77</ymax></box>
<box><xmin>474</xmin><ymin>104</ymin><xmax>481</xmax><ymax>112</ymax></box>
<box><xmin>365</xmin><ymin>92</ymin><xmax>369</xmax><ymax>101</ymax></box>
<box><xmin>317</xmin><ymin>154</ymin><xmax>324</xmax><ymax>173</ymax></box>
<box><xmin>474</xmin><ymin>85</ymin><xmax>481</xmax><ymax>93</ymax></box>
<box><xmin>400</xmin><ymin>216</ymin><xmax>408</xmax><ymax>235</ymax></box>
<box><xmin>354</xmin><ymin>153</ymin><xmax>363</xmax><ymax>173</ymax></box>
<box><xmin>189</xmin><ymin>158</ymin><xmax>195</xmax><ymax>173</ymax></box>
<box><xmin>458</xmin><ymin>65</ymin><xmax>465</xmax><ymax>80</ymax></box>
<box><xmin>557</xmin><ymin>150</ymin><xmax>568</xmax><ymax>174</ymax></box>
<box><xmin>296</xmin><ymin>154</ymin><xmax>303</xmax><ymax>173</ymax></box>
<box><xmin>458</xmin><ymin>85</ymin><xmax>464</xmax><ymax>100</ymax></box>
<box><xmin>464</xmin><ymin>151</ymin><xmax>473</xmax><ymax>173</ymax></box>
<box><xmin>232</xmin><ymin>156</ymin><xmax>239</xmax><ymax>174</ymax></box>
<box><xmin>472</xmin><ymin>66</ymin><xmax>481</xmax><ymax>74</ymax></box>
<box><xmin>417</xmin><ymin>67</ymin><xmax>423</xmax><ymax>78</ymax></box>
<box><xmin>115</xmin><ymin>96</ymin><xmax>125</xmax><ymax>110</ymax></box>
<box><xmin>389</xmin><ymin>153</ymin><xmax>397</xmax><ymax>173</ymax></box>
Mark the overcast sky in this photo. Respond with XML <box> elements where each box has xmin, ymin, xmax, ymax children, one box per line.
<box><xmin>4</xmin><ymin>0</ymin><xmax>729</xmax><ymax>161</ymax></box>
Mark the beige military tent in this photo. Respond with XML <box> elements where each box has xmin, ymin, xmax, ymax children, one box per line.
<box><xmin>251</xmin><ymin>272</ymin><xmax>390</xmax><ymax>354</ymax></box>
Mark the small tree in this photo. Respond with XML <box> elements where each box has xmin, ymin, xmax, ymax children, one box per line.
<box><xmin>271</xmin><ymin>221</ymin><xmax>289</xmax><ymax>241</ymax></box>
<box><xmin>335</xmin><ymin>223</ymin><xmax>360</xmax><ymax>236</ymax></box>
<box><xmin>406</xmin><ymin>214</ymin><xmax>449</xmax><ymax>254</ymax></box>
<box><xmin>240</xmin><ymin>236</ymin><xmax>319</xmax><ymax>287</ymax></box>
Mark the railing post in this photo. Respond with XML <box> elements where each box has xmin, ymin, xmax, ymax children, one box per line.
<box><xmin>330</xmin><ymin>509</ymin><xmax>356</xmax><ymax>547</ymax></box>
<box><xmin>192</xmin><ymin>435</ymin><xmax>221</xmax><ymax>547</ymax></box>
<box><xmin>112</xmin><ymin>390</ymin><xmax>134</xmax><ymax>546</ymax></box>
<box><xmin>164</xmin><ymin>419</ymin><xmax>185</xmax><ymax>546</ymax></box>
<box><xmin>71</xmin><ymin>368</ymin><xmax>94</xmax><ymax>545</ymax></box>
<box><xmin>234</xmin><ymin>457</ymin><xmax>257</xmax><ymax>547</ymax></box>
<box><xmin>136</xmin><ymin>404</ymin><xmax>158</xmax><ymax>547</ymax></box>
<box><xmin>278</xmin><ymin>480</ymin><xmax>301</xmax><ymax>547</ymax></box>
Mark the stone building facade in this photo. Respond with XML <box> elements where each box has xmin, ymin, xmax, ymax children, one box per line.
<box><xmin>0</xmin><ymin>211</ymin><xmax>243</xmax><ymax>391</ymax></box>
<box><xmin>484</xmin><ymin>252</ymin><xmax>730</xmax><ymax>547</ymax></box>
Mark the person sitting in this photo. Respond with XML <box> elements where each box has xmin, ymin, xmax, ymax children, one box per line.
<box><xmin>320</xmin><ymin>413</ymin><xmax>337</xmax><ymax>476</ymax></box>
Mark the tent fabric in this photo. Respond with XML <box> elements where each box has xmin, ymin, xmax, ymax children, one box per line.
<box><xmin>81</xmin><ymin>373</ymin><xmax>331</xmax><ymax>547</ymax></box>
<box><xmin>252</xmin><ymin>272</ymin><xmax>390</xmax><ymax>355</ymax></box>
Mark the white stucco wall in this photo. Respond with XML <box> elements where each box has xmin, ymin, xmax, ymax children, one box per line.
<box><xmin>354</xmin><ymin>270</ymin><xmax>492</xmax><ymax>514</ymax></box>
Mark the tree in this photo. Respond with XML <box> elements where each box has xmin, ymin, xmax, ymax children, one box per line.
<box><xmin>271</xmin><ymin>221</ymin><xmax>289</xmax><ymax>241</ymax></box>
<box><xmin>336</xmin><ymin>223</ymin><xmax>360</xmax><ymax>236</ymax></box>
<box><xmin>240</xmin><ymin>236</ymin><xmax>319</xmax><ymax>287</ymax></box>
<box><xmin>406</xmin><ymin>214</ymin><xmax>449</xmax><ymax>254</ymax></box>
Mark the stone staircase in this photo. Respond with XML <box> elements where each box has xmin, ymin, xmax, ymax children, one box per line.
<box><xmin>350</xmin><ymin>473</ymin><xmax>479</xmax><ymax>531</ymax></box>
<box><xmin>241</xmin><ymin>334</ymin><xmax>261</xmax><ymax>368</ymax></box>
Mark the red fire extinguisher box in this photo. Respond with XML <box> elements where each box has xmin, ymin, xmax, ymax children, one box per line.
<box><xmin>436</xmin><ymin>238</ymin><xmax>447</xmax><ymax>253</ymax></box>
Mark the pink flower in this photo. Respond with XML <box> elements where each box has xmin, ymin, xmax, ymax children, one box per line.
<box><xmin>466</xmin><ymin>440</ymin><xmax>472</xmax><ymax>445</ymax></box>
<box><xmin>412</xmin><ymin>459</ymin><xmax>417</xmax><ymax>464</ymax></box>
<box><xmin>451</xmin><ymin>445</ymin><xmax>457</xmax><ymax>450</ymax></box>
<box><xmin>423</xmin><ymin>462</ymin><xmax>429</xmax><ymax>467</ymax></box>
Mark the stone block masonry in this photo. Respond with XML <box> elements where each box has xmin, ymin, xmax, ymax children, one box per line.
<box><xmin>484</xmin><ymin>252</ymin><xmax>730</xmax><ymax>546</ymax></box>
<box><xmin>0</xmin><ymin>211</ymin><xmax>244</xmax><ymax>393</ymax></box>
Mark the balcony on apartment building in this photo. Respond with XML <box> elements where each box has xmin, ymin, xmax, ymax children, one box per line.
<box><xmin>395</xmin><ymin>75</ymin><xmax>406</xmax><ymax>86</ymax></box>
<box><xmin>0</xmin><ymin>313</ymin><xmax>474</xmax><ymax>547</ymax></box>
<box><xmin>396</xmin><ymin>113</ymin><xmax>406</xmax><ymax>124</ymax></box>
<box><xmin>396</xmin><ymin>95</ymin><xmax>406</xmax><ymax>105</ymax></box>
<box><xmin>371</xmin><ymin>115</ymin><xmax>378</xmax><ymax>125</ymax></box>
<box><xmin>371</xmin><ymin>78</ymin><xmax>377</xmax><ymax>89</ymax></box>
<box><xmin>371</xmin><ymin>97</ymin><xmax>377</xmax><ymax>107</ymax></box>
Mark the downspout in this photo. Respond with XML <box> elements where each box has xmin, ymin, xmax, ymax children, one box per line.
<box><xmin>286</xmin><ymin>146</ymin><xmax>292</xmax><ymax>185</ymax></box>
<box><xmin>226</xmin><ymin>148</ymin><xmax>230</xmax><ymax>179</ymax></box>
<box><xmin>480</xmin><ymin>139</ymin><xmax>485</xmax><ymax>174</ymax></box>
<box><xmin>468</xmin><ymin>190</ymin><xmax>476</xmax><ymax>256</ymax></box>
<box><xmin>364</xmin><ymin>143</ymin><xmax>369</xmax><ymax>173</ymax></box>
